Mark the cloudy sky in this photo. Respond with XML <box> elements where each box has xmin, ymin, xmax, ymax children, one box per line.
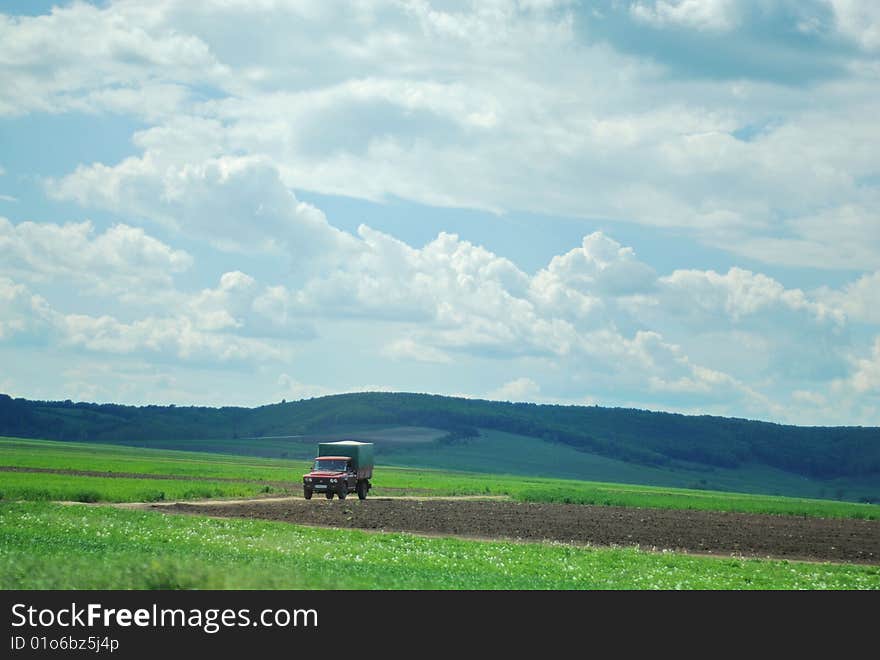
<box><xmin>1</xmin><ymin>0</ymin><xmax>879</xmax><ymax>424</ymax></box>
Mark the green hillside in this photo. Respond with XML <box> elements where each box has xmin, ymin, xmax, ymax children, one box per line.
<box><xmin>1</xmin><ymin>392</ymin><xmax>878</xmax><ymax>502</ymax></box>
<box><xmin>3</xmin><ymin>437</ymin><xmax>878</xmax><ymax>519</ymax></box>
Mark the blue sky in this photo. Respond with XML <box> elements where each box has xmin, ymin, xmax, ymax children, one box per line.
<box><xmin>1</xmin><ymin>0</ymin><xmax>879</xmax><ymax>424</ymax></box>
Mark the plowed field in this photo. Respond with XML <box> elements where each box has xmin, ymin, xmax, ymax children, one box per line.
<box><xmin>153</xmin><ymin>497</ymin><xmax>880</xmax><ymax>564</ymax></box>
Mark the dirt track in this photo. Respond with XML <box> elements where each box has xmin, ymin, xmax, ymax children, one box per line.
<box><xmin>152</xmin><ymin>497</ymin><xmax>880</xmax><ymax>565</ymax></box>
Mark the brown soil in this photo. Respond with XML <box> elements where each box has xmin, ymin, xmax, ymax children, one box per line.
<box><xmin>151</xmin><ymin>497</ymin><xmax>880</xmax><ymax>565</ymax></box>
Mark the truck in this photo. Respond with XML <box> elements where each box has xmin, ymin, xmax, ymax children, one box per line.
<box><xmin>302</xmin><ymin>441</ymin><xmax>374</xmax><ymax>500</ymax></box>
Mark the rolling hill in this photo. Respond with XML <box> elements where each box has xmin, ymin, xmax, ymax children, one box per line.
<box><xmin>1</xmin><ymin>391</ymin><xmax>878</xmax><ymax>502</ymax></box>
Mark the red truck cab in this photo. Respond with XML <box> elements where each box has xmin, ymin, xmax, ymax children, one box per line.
<box><xmin>303</xmin><ymin>456</ymin><xmax>364</xmax><ymax>500</ymax></box>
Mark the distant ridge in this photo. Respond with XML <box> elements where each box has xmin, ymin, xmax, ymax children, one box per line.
<box><xmin>2</xmin><ymin>391</ymin><xmax>878</xmax><ymax>483</ymax></box>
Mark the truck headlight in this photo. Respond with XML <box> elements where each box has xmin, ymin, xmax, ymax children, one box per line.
<box><xmin>304</xmin><ymin>477</ymin><xmax>312</xmax><ymax>483</ymax></box>
<box><xmin>329</xmin><ymin>478</ymin><xmax>337</xmax><ymax>483</ymax></box>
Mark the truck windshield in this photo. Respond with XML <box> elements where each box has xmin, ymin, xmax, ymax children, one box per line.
<box><xmin>313</xmin><ymin>459</ymin><xmax>348</xmax><ymax>472</ymax></box>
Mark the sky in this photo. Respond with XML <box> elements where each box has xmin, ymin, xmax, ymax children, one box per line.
<box><xmin>0</xmin><ymin>0</ymin><xmax>879</xmax><ymax>425</ymax></box>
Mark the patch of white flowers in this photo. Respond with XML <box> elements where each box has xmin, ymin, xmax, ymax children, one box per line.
<box><xmin>2</xmin><ymin>504</ymin><xmax>878</xmax><ymax>590</ymax></box>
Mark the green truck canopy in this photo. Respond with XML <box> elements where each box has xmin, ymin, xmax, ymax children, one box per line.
<box><xmin>317</xmin><ymin>441</ymin><xmax>374</xmax><ymax>470</ymax></box>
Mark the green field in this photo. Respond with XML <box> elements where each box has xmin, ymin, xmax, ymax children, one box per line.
<box><xmin>0</xmin><ymin>437</ymin><xmax>307</xmax><ymax>482</ymax></box>
<box><xmin>51</xmin><ymin>426</ymin><xmax>880</xmax><ymax>503</ymax></box>
<box><xmin>0</xmin><ymin>472</ymin><xmax>279</xmax><ymax>503</ymax></box>
<box><xmin>2</xmin><ymin>437</ymin><xmax>878</xmax><ymax>519</ymax></box>
<box><xmin>2</xmin><ymin>502</ymin><xmax>877</xmax><ymax>590</ymax></box>
<box><xmin>7</xmin><ymin>392</ymin><xmax>878</xmax><ymax>506</ymax></box>
<box><xmin>2</xmin><ymin>437</ymin><xmax>878</xmax><ymax>590</ymax></box>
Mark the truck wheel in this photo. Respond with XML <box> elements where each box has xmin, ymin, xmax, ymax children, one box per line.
<box><xmin>304</xmin><ymin>488</ymin><xmax>313</xmax><ymax>500</ymax></box>
<box><xmin>325</xmin><ymin>492</ymin><xmax>334</xmax><ymax>500</ymax></box>
<box><xmin>337</xmin><ymin>487</ymin><xmax>347</xmax><ymax>500</ymax></box>
<box><xmin>357</xmin><ymin>481</ymin><xmax>368</xmax><ymax>500</ymax></box>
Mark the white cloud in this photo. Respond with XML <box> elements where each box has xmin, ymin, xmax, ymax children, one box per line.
<box><xmin>0</xmin><ymin>2</ymin><xmax>229</xmax><ymax>118</ymax></box>
<box><xmin>57</xmin><ymin>313</ymin><xmax>282</xmax><ymax>362</ymax></box>
<box><xmin>49</xmin><ymin>153</ymin><xmax>358</xmax><ymax>260</ymax></box>
<box><xmin>276</xmin><ymin>374</ymin><xmax>336</xmax><ymax>401</ymax></box>
<box><xmin>3</xmin><ymin>0</ymin><xmax>880</xmax><ymax>423</ymax></box>
<box><xmin>488</xmin><ymin>376</ymin><xmax>540</xmax><ymax>402</ymax></box>
<box><xmin>529</xmin><ymin>232</ymin><xmax>656</xmax><ymax>326</ymax></box>
<box><xmin>292</xmin><ymin>225</ymin><xmax>529</xmax><ymax>322</ymax></box>
<box><xmin>541</xmin><ymin>232</ymin><xmax>657</xmax><ymax>296</ymax></box>
<box><xmin>12</xmin><ymin>0</ymin><xmax>875</xmax><ymax>271</ymax></box>
<box><xmin>381</xmin><ymin>338</ymin><xmax>452</xmax><ymax>364</ymax></box>
<box><xmin>648</xmin><ymin>361</ymin><xmax>781</xmax><ymax>415</ymax></box>
<box><xmin>275</xmin><ymin>374</ymin><xmax>396</xmax><ymax>403</ymax></box>
<box><xmin>0</xmin><ymin>277</ymin><xmax>51</xmax><ymax>340</ymax></box>
<box><xmin>815</xmin><ymin>271</ymin><xmax>880</xmax><ymax>324</ymax></box>
<box><xmin>803</xmin><ymin>336</ymin><xmax>880</xmax><ymax>423</ymax></box>
<box><xmin>0</xmin><ymin>272</ymin><xmax>292</xmax><ymax>364</ymax></box>
<box><xmin>828</xmin><ymin>0</ymin><xmax>880</xmax><ymax>51</ymax></box>
<box><xmin>188</xmin><ymin>271</ymin><xmax>258</xmax><ymax>332</ymax></box>
<box><xmin>0</xmin><ymin>212</ymin><xmax>873</xmax><ymax>421</ymax></box>
<box><xmin>0</xmin><ymin>217</ymin><xmax>192</xmax><ymax>300</ymax></box>
<box><xmin>629</xmin><ymin>0</ymin><xmax>740</xmax><ymax>32</ymax></box>
<box><xmin>270</xmin><ymin>226</ymin><xmax>845</xmax><ymax>419</ymax></box>
<box><xmin>188</xmin><ymin>271</ymin><xmax>314</xmax><ymax>339</ymax></box>
<box><xmin>291</xmin><ymin>225</ymin><xmax>579</xmax><ymax>358</ymax></box>
<box><xmin>659</xmin><ymin>267</ymin><xmax>838</xmax><ymax>323</ymax></box>
<box><xmin>792</xmin><ymin>389</ymin><xmax>827</xmax><ymax>406</ymax></box>
<box><xmin>725</xmin><ymin>200</ymin><xmax>880</xmax><ymax>272</ymax></box>
<box><xmin>848</xmin><ymin>336</ymin><xmax>880</xmax><ymax>393</ymax></box>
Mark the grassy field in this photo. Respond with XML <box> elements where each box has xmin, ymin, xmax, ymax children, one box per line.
<box><xmin>36</xmin><ymin>421</ymin><xmax>880</xmax><ymax>504</ymax></box>
<box><xmin>2</xmin><ymin>437</ymin><xmax>879</xmax><ymax>518</ymax></box>
<box><xmin>0</xmin><ymin>437</ymin><xmax>308</xmax><ymax>482</ymax></box>
<box><xmin>2</xmin><ymin>438</ymin><xmax>878</xmax><ymax>590</ymax></box>
<box><xmin>0</xmin><ymin>471</ymin><xmax>279</xmax><ymax>503</ymax></box>
<box><xmin>511</xmin><ymin>482</ymin><xmax>880</xmax><ymax>519</ymax></box>
<box><xmin>2</xmin><ymin>502</ymin><xmax>877</xmax><ymax>590</ymax></box>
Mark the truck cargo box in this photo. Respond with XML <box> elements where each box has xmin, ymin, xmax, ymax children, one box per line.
<box><xmin>318</xmin><ymin>441</ymin><xmax>374</xmax><ymax>478</ymax></box>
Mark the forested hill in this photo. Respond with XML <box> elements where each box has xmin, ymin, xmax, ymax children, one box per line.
<box><xmin>1</xmin><ymin>391</ymin><xmax>878</xmax><ymax>480</ymax></box>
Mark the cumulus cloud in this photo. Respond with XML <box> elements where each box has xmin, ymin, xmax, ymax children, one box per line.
<box><xmin>0</xmin><ymin>272</ymin><xmax>295</xmax><ymax>365</ymax></box>
<box><xmin>3</xmin><ymin>1</ymin><xmax>880</xmax><ymax>423</ymax></box>
<box><xmin>188</xmin><ymin>271</ymin><xmax>314</xmax><ymax>340</ymax></box>
<box><xmin>488</xmin><ymin>377</ymin><xmax>540</xmax><ymax>402</ymax></box>
<box><xmin>659</xmin><ymin>267</ymin><xmax>839</xmax><ymax>323</ymax></box>
<box><xmin>542</xmin><ymin>232</ymin><xmax>657</xmax><ymax>295</ymax></box>
<box><xmin>260</xmin><ymin>226</ymin><xmax>850</xmax><ymax>418</ymax></box>
<box><xmin>529</xmin><ymin>232</ymin><xmax>656</xmax><ymax>326</ymax></box>
<box><xmin>0</xmin><ymin>211</ymin><xmax>874</xmax><ymax>421</ymax></box>
<box><xmin>381</xmin><ymin>338</ymin><xmax>452</xmax><ymax>364</ymax></box>
<box><xmin>57</xmin><ymin>313</ymin><xmax>282</xmax><ymax>363</ymax></box>
<box><xmin>49</xmin><ymin>152</ymin><xmax>358</xmax><ymax>260</ymax></box>
<box><xmin>291</xmin><ymin>225</ymin><xmax>577</xmax><ymax>358</ymax></box>
<box><xmin>629</xmin><ymin>0</ymin><xmax>740</xmax><ymax>32</ymax></box>
<box><xmin>292</xmin><ymin>225</ymin><xmax>531</xmax><ymax>323</ymax></box>
<box><xmin>723</xmin><ymin>199</ymin><xmax>880</xmax><ymax>272</ymax></box>
<box><xmin>9</xmin><ymin>0</ymin><xmax>874</xmax><ymax>271</ymax></box>
<box><xmin>0</xmin><ymin>217</ymin><xmax>192</xmax><ymax>300</ymax></box>
<box><xmin>276</xmin><ymin>374</ymin><xmax>336</xmax><ymax>401</ymax></box>
<box><xmin>0</xmin><ymin>277</ymin><xmax>52</xmax><ymax>341</ymax></box>
<box><xmin>815</xmin><ymin>271</ymin><xmax>880</xmax><ymax>324</ymax></box>
<box><xmin>828</xmin><ymin>0</ymin><xmax>880</xmax><ymax>51</ymax></box>
<box><xmin>848</xmin><ymin>336</ymin><xmax>880</xmax><ymax>394</ymax></box>
<box><xmin>0</xmin><ymin>2</ymin><xmax>229</xmax><ymax>118</ymax></box>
